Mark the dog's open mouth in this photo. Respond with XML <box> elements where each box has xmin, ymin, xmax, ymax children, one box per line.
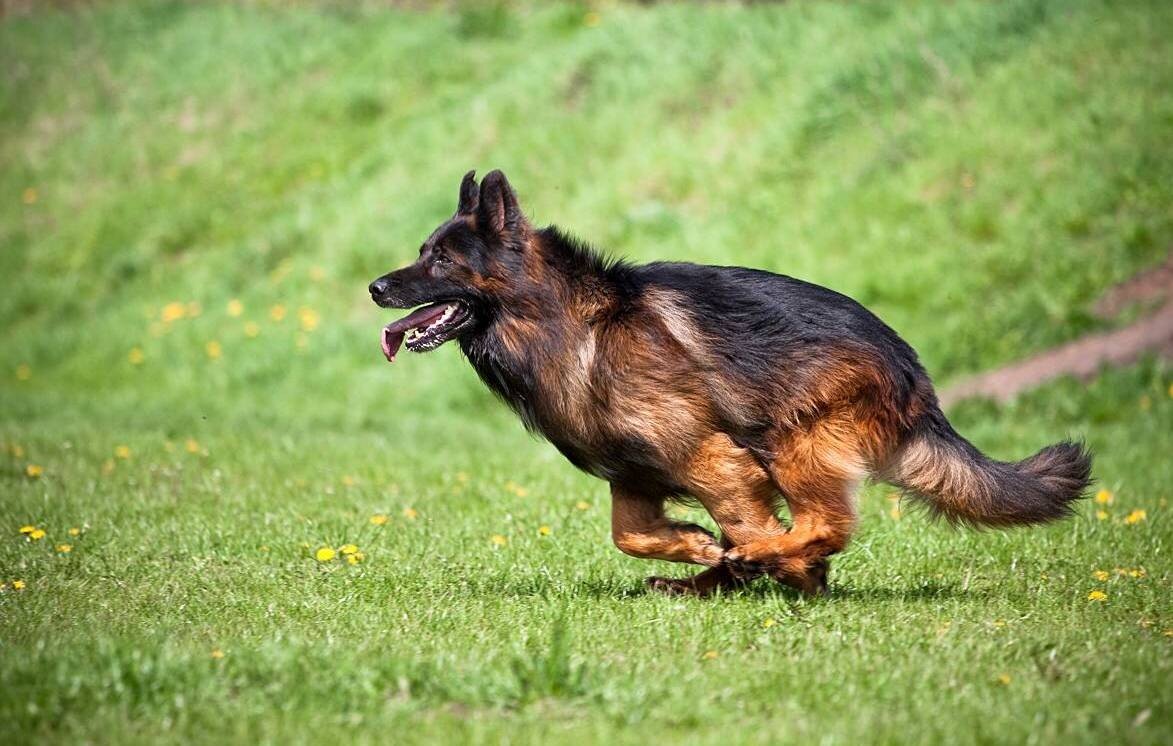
<box><xmin>380</xmin><ymin>301</ymin><xmax>471</xmax><ymax>362</ymax></box>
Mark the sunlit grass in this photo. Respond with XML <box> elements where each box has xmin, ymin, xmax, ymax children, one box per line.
<box><xmin>1</xmin><ymin>0</ymin><xmax>1171</xmax><ymax>743</ymax></box>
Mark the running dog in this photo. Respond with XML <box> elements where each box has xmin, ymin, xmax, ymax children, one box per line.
<box><xmin>368</xmin><ymin>170</ymin><xmax>1092</xmax><ymax>596</ymax></box>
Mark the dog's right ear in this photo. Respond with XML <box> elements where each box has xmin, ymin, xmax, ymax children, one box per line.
<box><xmin>456</xmin><ymin>170</ymin><xmax>479</xmax><ymax>216</ymax></box>
<box><xmin>477</xmin><ymin>169</ymin><xmax>523</xmax><ymax>238</ymax></box>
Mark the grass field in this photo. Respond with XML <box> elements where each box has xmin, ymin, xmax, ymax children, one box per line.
<box><xmin>2</xmin><ymin>0</ymin><xmax>1171</xmax><ymax>743</ymax></box>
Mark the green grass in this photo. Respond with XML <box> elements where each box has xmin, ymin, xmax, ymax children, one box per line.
<box><xmin>1</xmin><ymin>0</ymin><xmax>1171</xmax><ymax>743</ymax></box>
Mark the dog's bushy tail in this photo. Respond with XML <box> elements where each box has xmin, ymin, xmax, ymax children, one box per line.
<box><xmin>890</xmin><ymin>411</ymin><xmax>1092</xmax><ymax>528</ymax></box>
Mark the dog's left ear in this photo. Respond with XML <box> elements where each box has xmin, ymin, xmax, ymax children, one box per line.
<box><xmin>456</xmin><ymin>170</ymin><xmax>479</xmax><ymax>216</ymax></box>
<box><xmin>477</xmin><ymin>169</ymin><xmax>523</xmax><ymax>237</ymax></box>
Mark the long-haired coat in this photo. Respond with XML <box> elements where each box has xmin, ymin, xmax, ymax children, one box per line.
<box><xmin>369</xmin><ymin>170</ymin><xmax>1092</xmax><ymax>596</ymax></box>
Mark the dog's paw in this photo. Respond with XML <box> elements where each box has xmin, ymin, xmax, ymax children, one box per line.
<box><xmin>806</xmin><ymin>558</ymin><xmax>830</xmax><ymax>594</ymax></box>
<box><xmin>721</xmin><ymin>549</ymin><xmax>766</xmax><ymax>581</ymax></box>
<box><xmin>774</xmin><ymin>558</ymin><xmax>830</xmax><ymax>596</ymax></box>
<box><xmin>646</xmin><ymin>576</ymin><xmax>703</xmax><ymax>597</ymax></box>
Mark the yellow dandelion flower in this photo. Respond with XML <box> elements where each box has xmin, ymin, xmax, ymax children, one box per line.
<box><xmin>297</xmin><ymin>307</ymin><xmax>319</xmax><ymax>332</ymax></box>
<box><xmin>369</xmin><ymin>514</ymin><xmax>389</xmax><ymax>526</ymax></box>
<box><xmin>702</xmin><ymin>650</ymin><xmax>719</xmax><ymax>660</ymax></box>
<box><xmin>15</xmin><ymin>363</ymin><xmax>31</xmax><ymax>381</ymax></box>
<box><xmin>1129</xmin><ymin>568</ymin><xmax>1146</xmax><ymax>579</ymax></box>
<box><xmin>68</xmin><ymin>527</ymin><xmax>80</xmax><ymax>537</ymax></box>
<box><xmin>402</xmin><ymin>507</ymin><xmax>418</xmax><ymax>520</ymax></box>
<box><xmin>185</xmin><ymin>438</ymin><xmax>201</xmax><ymax>454</ymax></box>
<box><xmin>55</xmin><ymin>544</ymin><xmax>72</xmax><ymax>553</ymax></box>
<box><xmin>128</xmin><ymin>347</ymin><xmax>145</xmax><ymax>365</ymax></box>
<box><xmin>339</xmin><ymin>544</ymin><xmax>359</xmax><ymax>556</ymax></box>
<box><xmin>269</xmin><ymin>304</ymin><xmax>286</xmax><ymax>322</ymax></box>
<box><xmin>1087</xmin><ymin>590</ymin><xmax>1108</xmax><ymax>602</ymax></box>
<box><xmin>1095</xmin><ymin>510</ymin><xmax>1109</xmax><ymax>521</ymax></box>
<box><xmin>314</xmin><ymin>546</ymin><xmax>336</xmax><ymax>562</ymax></box>
<box><xmin>25</xmin><ymin>464</ymin><xmax>43</xmax><ymax>478</ymax></box>
<box><xmin>341</xmin><ymin>475</ymin><xmax>356</xmax><ymax>487</ymax></box>
<box><xmin>205</xmin><ymin>340</ymin><xmax>222</xmax><ymax>360</ymax></box>
<box><xmin>19</xmin><ymin>525</ymin><xmax>35</xmax><ymax>534</ymax></box>
<box><xmin>260</xmin><ymin>545</ymin><xmax>269</xmax><ymax>552</ymax></box>
<box><xmin>161</xmin><ymin>302</ymin><xmax>186</xmax><ymax>323</ymax></box>
<box><xmin>226</xmin><ymin>299</ymin><xmax>244</xmax><ymax>317</ymax></box>
<box><xmin>575</xmin><ymin>500</ymin><xmax>590</xmax><ymax>511</ymax></box>
<box><xmin>1094</xmin><ymin>489</ymin><xmax>1113</xmax><ymax>505</ymax></box>
<box><xmin>584</xmin><ymin>11</ymin><xmax>601</xmax><ymax>27</ymax></box>
<box><xmin>243</xmin><ymin>321</ymin><xmax>260</xmax><ymax>338</ymax></box>
<box><xmin>22</xmin><ymin>187</ymin><xmax>37</xmax><ymax>205</ymax></box>
<box><xmin>210</xmin><ymin>649</ymin><xmax>225</xmax><ymax>659</ymax></box>
<box><xmin>490</xmin><ymin>534</ymin><xmax>508</xmax><ymax>546</ymax></box>
<box><xmin>992</xmin><ymin>619</ymin><xmax>1007</xmax><ymax>629</ymax></box>
<box><xmin>1164</xmin><ymin>629</ymin><xmax>1173</xmax><ymax>637</ymax></box>
<box><xmin>186</xmin><ymin>301</ymin><xmax>202</xmax><ymax>318</ymax></box>
<box><xmin>762</xmin><ymin>617</ymin><xmax>776</xmax><ymax>628</ymax></box>
<box><xmin>1092</xmin><ymin>570</ymin><xmax>1110</xmax><ymax>581</ymax></box>
<box><xmin>114</xmin><ymin>445</ymin><xmax>131</xmax><ymax>460</ymax></box>
<box><xmin>29</xmin><ymin>528</ymin><xmax>46</xmax><ymax>540</ymax></box>
<box><xmin>996</xmin><ymin>673</ymin><xmax>1011</xmax><ymax>686</ymax></box>
<box><xmin>1123</xmin><ymin>509</ymin><xmax>1146</xmax><ymax>525</ymax></box>
<box><xmin>538</xmin><ymin>525</ymin><xmax>551</xmax><ymax>536</ymax></box>
<box><xmin>12</xmin><ymin>580</ymin><xmax>25</xmax><ymax>590</ymax></box>
<box><xmin>505</xmin><ymin>481</ymin><xmax>529</xmax><ymax>497</ymax></box>
<box><xmin>347</xmin><ymin>552</ymin><xmax>364</xmax><ymax>565</ymax></box>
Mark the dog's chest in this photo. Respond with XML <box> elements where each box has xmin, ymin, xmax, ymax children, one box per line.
<box><xmin>465</xmin><ymin>328</ymin><xmax>690</xmax><ymax>493</ymax></box>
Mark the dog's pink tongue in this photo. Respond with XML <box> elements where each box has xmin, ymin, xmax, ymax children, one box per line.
<box><xmin>381</xmin><ymin>325</ymin><xmax>405</xmax><ymax>363</ymax></box>
<box><xmin>378</xmin><ymin>303</ymin><xmax>448</xmax><ymax>364</ymax></box>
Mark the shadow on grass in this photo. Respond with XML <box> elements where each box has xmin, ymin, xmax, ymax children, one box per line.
<box><xmin>487</xmin><ymin>575</ymin><xmax>964</xmax><ymax>603</ymax></box>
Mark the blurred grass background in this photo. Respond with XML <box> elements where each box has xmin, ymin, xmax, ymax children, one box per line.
<box><xmin>1</xmin><ymin>1</ymin><xmax>1171</xmax><ymax>744</ymax></box>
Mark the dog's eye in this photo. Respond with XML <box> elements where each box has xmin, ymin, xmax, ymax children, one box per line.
<box><xmin>432</xmin><ymin>254</ymin><xmax>450</xmax><ymax>266</ymax></box>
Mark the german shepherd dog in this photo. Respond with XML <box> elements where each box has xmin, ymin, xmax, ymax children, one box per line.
<box><xmin>369</xmin><ymin>170</ymin><xmax>1092</xmax><ymax>596</ymax></box>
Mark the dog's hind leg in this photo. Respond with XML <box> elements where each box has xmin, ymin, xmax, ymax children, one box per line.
<box><xmin>683</xmin><ymin>433</ymin><xmax>789</xmax><ymax>546</ymax></box>
<box><xmin>642</xmin><ymin>434</ymin><xmax>789</xmax><ymax>597</ymax></box>
<box><xmin>723</xmin><ymin>421</ymin><xmax>865</xmax><ymax>595</ymax></box>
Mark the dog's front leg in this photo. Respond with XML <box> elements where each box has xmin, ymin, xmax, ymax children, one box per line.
<box><xmin>610</xmin><ymin>486</ymin><xmax>725</xmax><ymax>567</ymax></box>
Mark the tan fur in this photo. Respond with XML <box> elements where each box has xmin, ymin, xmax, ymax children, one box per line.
<box><xmin>610</xmin><ymin>488</ymin><xmax>725</xmax><ymax>567</ymax></box>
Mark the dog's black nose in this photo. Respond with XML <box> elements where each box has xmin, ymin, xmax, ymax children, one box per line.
<box><xmin>369</xmin><ymin>278</ymin><xmax>391</xmax><ymax>297</ymax></box>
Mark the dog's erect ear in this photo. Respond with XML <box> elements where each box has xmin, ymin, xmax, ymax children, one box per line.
<box><xmin>456</xmin><ymin>170</ymin><xmax>479</xmax><ymax>216</ymax></box>
<box><xmin>477</xmin><ymin>169</ymin><xmax>523</xmax><ymax>237</ymax></box>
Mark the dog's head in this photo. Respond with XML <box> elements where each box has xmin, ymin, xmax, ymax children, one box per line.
<box><xmin>369</xmin><ymin>169</ymin><xmax>530</xmax><ymax>362</ymax></box>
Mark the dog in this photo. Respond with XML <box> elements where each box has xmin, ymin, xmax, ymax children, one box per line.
<box><xmin>369</xmin><ymin>170</ymin><xmax>1092</xmax><ymax>596</ymax></box>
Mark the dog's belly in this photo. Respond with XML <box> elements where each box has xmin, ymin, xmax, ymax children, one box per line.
<box><xmin>547</xmin><ymin>429</ymin><xmax>691</xmax><ymax>497</ymax></box>
<box><xmin>544</xmin><ymin>417</ymin><xmax>699</xmax><ymax>497</ymax></box>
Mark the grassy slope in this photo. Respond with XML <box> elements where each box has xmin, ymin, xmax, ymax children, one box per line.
<box><xmin>0</xmin><ymin>1</ymin><xmax>1170</xmax><ymax>743</ymax></box>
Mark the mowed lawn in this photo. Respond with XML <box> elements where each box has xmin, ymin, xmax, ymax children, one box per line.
<box><xmin>1</xmin><ymin>1</ymin><xmax>1171</xmax><ymax>743</ymax></box>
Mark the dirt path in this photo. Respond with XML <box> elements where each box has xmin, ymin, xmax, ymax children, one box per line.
<box><xmin>939</xmin><ymin>253</ymin><xmax>1173</xmax><ymax>407</ymax></box>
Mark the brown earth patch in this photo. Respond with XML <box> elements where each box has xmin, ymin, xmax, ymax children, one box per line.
<box><xmin>940</xmin><ymin>253</ymin><xmax>1173</xmax><ymax>408</ymax></box>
